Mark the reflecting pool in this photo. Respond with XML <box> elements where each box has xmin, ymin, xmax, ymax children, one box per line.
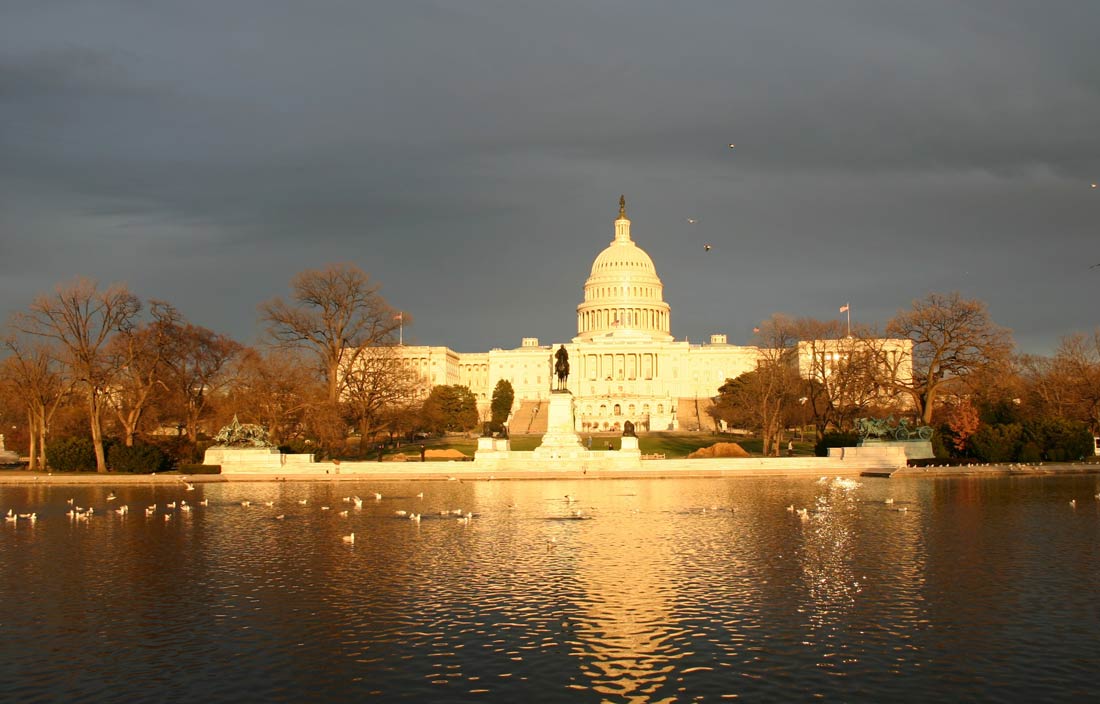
<box><xmin>2</xmin><ymin>474</ymin><xmax>1098</xmax><ymax>702</ymax></box>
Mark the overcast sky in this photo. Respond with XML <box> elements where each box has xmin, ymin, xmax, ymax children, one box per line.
<box><xmin>2</xmin><ymin>1</ymin><xmax>1098</xmax><ymax>355</ymax></box>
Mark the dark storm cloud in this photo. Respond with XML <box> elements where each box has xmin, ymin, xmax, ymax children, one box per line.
<box><xmin>1</xmin><ymin>1</ymin><xmax>1098</xmax><ymax>352</ymax></box>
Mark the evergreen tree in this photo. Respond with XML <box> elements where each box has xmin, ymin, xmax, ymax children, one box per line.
<box><xmin>490</xmin><ymin>379</ymin><xmax>514</xmax><ymax>432</ymax></box>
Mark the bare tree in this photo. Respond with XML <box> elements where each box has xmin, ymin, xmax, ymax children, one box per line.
<box><xmin>105</xmin><ymin>301</ymin><xmax>180</xmax><ymax>446</ymax></box>
<box><xmin>342</xmin><ymin>346</ymin><xmax>420</xmax><ymax>456</ymax></box>
<box><xmin>1043</xmin><ymin>331</ymin><xmax>1100</xmax><ymax>431</ymax></box>
<box><xmin>260</xmin><ymin>264</ymin><xmax>401</xmax><ymax>405</ymax></box>
<box><xmin>14</xmin><ymin>278</ymin><xmax>140</xmax><ymax>472</ymax></box>
<box><xmin>223</xmin><ymin>348</ymin><xmax>319</xmax><ymax>446</ymax></box>
<box><xmin>0</xmin><ymin>338</ymin><xmax>73</xmax><ymax>470</ymax></box>
<box><xmin>789</xmin><ymin>318</ymin><xmax>895</xmax><ymax>439</ymax></box>
<box><xmin>885</xmin><ymin>292</ymin><xmax>1013</xmax><ymax>425</ymax></box>
<box><xmin>161</xmin><ymin>323</ymin><xmax>243</xmax><ymax>442</ymax></box>
<box><xmin>711</xmin><ymin>316</ymin><xmax>802</xmax><ymax>456</ymax></box>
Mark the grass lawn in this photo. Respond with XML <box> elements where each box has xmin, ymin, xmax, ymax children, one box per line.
<box><xmin>372</xmin><ymin>432</ymin><xmax>818</xmax><ymax>460</ymax></box>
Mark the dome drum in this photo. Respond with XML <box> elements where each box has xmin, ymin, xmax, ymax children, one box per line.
<box><xmin>575</xmin><ymin>198</ymin><xmax>673</xmax><ymax>342</ymax></box>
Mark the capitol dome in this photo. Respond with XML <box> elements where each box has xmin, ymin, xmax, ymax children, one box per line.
<box><xmin>575</xmin><ymin>196</ymin><xmax>672</xmax><ymax>342</ymax></box>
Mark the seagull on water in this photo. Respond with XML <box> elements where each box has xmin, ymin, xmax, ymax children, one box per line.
<box><xmin>342</xmin><ymin>533</ymin><xmax>355</xmax><ymax>544</ymax></box>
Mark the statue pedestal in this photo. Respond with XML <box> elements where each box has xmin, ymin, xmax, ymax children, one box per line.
<box><xmin>532</xmin><ymin>391</ymin><xmax>584</xmax><ymax>460</ymax></box>
<box><xmin>858</xmin><ymin>440</ymin><xmax>934</xmax><ymax>460</ymax></box>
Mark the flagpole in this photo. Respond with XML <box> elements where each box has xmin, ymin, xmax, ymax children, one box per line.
<box><xmin>400</xmin><ymin>315</ymin><xmax>403</xmax><ymax>346</ymax></box>
<box><xmin>846</xmin><ymin>304</ymin><xmax>851</xmax><ymax>338</ymax></box>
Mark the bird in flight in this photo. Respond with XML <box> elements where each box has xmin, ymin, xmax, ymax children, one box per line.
<box><xmin>728</xmin><ymin>143</ymin><xmax>736</xmax><ymax>149</ymax></box>
<box><xmin>687</xmin><ymin>217</ymin><xmax>699</xmax><ymax>224</ymax></box>
<box><xmin>704</xmin><ymin>244</ymin><xmax>712</xmax><ymax>252</ymax></box>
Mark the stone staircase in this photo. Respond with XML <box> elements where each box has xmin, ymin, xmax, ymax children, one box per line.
<box><xmin>676</xmin><ymin>397</ymin><xmax>716</xmax><ymax>432</ymax></box>
<box><xmin>509</xmin><ymin>399</ymin><xmax>548</xmax><ymax>435</ymax></box>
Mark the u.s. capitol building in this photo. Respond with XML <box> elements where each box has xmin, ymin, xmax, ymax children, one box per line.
<box><xmin>389</xmin><ymin>198</ymin><xmax>909</xmax><ymax>433</ymax></box>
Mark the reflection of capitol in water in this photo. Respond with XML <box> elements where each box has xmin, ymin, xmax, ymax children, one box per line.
<box><xmin>566</xmin><ymin>486</ymin><xmax>683</xmax><ymax>700</ymax></box>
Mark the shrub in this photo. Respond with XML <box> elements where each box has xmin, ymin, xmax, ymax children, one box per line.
<box><xmin>1018</xmin><ymin>442</ymin><xmax>1042</xmax><ymax>463</ymax></box>
<box><xmin>108</xmin><ymin>443</ymin><xmax>172</xmax><ymax>474</ymax></box>
<box><xmin>278</xmin><ymin>439</ymin><xmax>316</xmax><ymax>459</ymax></box>
<box><xmin>970</xmin><ymin>423</ymin><xmax>1023</xmax><ymax>463</ymax></box>
<box><xmin>815</xmin><ymin>431</ymin><xmax>860</xmax><ymax>457</ymax></box>
<box><xmin>1023</xmin><ymin>418</ymin><xmax>1093</xmax><ymax>462</ymax></box>
<box><xmin>931</xmin><ymin>428</ymin><xmax>951</xmax><ymax>459</ymax></box>
<box><xmin>179</xmin><ymin>463</ymin><xmax>221</xmax><ymax>475</ymax></box>
<box><xmin>45</xmin><ymin>437</ymin><xmax>97</xmax><ymax>472</ymax></box>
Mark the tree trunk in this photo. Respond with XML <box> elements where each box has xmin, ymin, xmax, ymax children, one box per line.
<box><xmin>89</xmin><ymin>391</ymin><xmax>108</xmax><ymax>473</ymax></box>
<box><xmin>26</xmin><ymin>409</ymin><xmax>38</xmax><ymax>471</ymax></box>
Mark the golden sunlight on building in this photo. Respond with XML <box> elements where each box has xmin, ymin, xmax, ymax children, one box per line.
<box><xmin>369</xmin><ymin>197</ymin><xmax>911</xmax><ymax>431</ymax></box>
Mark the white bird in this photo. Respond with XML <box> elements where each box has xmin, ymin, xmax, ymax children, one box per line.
<box><xmin>373</xmin><ymin>492</ymin><xmax>382</xmax><ymax>501</ymax></box>
<box><xmin>728</xmin><ymin>143</ymin><xmax>736</xmax><ymax>149</ymax></box>
<box><xmin>786</xmin><ymin>504</ymin><xmax>795</xmax><ymax>512</ymax></box>
<box><xmin>394</xmin><ymin>510</ymin><xmax>408</xmax><ymax>517</ymax></box>
<box><xmin>409</xmin><ymin>513</ymin><xmax>421</xmax><ymax>523</ymax></box>
<box><xmin>796</xmin><ymin>508</ymin><xmax>810</xmax><ymax>520</ymax></box>
<box><xmin>338</xmin><ymin>510</ymin><xmax>349</xmax><ymax>518</ymax></box>
<box><xmin>1070</xmin><ymin>499</ymin><xmax>1077</xmax><ymax>508</ymax></box>
<box><xmin>351</xmin><ymin>496</ymin><xmax>363</xmax><ymax>509</ymax></box>
<box><xmin>884</xmin><ymin>498</ymin><xmax>895</xmax><ymax>504</ymax></box>
<box><xmin>342</xmin><ymin>533</ymin><xmax>355</xmax><ymax>544</ymax></box>
<box><xmin>321</xmin><ymin>506</ymin><xmax>331</xmax><ymax>511</ymax></box>
<box><xmin>199</xmin><ymin>499</ymin><xmax>208</xmax><ymax>507</ymax></box>
<box><xmin>6</xmin><ymin>513</ymin><xmax>18</xmax><ymax>523</ymax></box>
<box><xmin>166</xmin><ymin>501</ymin><xmax>176</xmax><ymax>509</ymax></box>
<box><xmin>145</xmin><ymin>507</ymin><xmax>155</xmax><ymax>516</ymax></box>
<box><xmin>240</xmin><ymin>500</ymin><xmax>251</xmax><ymax>507</ymax></box>
<box><xmin>687</xmin><ymin>217</ymin><xmax>699</xmax><ymax>224</ymax></box>
<box><xmin>184</xmin><ymin>482</ymin><xmax>195</xmax><ymax>491</ymax></box>
<box><xmin>180</xmin><ymin>504</ymin><xmax>192</xmax><ymax>513</ymax></box>
<box><xmin>298</xmin><ymin>499</ymin><xmax>308</xmax><ymax>505</ymax></box>
<box><xmin>163</xmin><ymin>513</ymin><xmax>172</xmax><ymax>522</ymax></box>
<box><xmin>274</xmin><ymin>514</ymin><xmax>285</xmax><ymax>520</ymax></box>
<box><xmin>106</xmin><ymin>492</ymin><xmax>117</xmax><ymax>502</ymax></box>
<box><xmin>703</xmin><ymin>244</ymin><xmax>712</xmax><ymax>252</ymax></box>
<box><xmin>416</xmin><ymin>492</ymin><xmax>424</xmax><ymax>499</ymax></box>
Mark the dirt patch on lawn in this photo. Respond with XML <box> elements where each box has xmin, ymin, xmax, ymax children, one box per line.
<box><xmin>687</xmin><ymin>442</ymin><xmax>751</xmax><ymax>459</ymax></box>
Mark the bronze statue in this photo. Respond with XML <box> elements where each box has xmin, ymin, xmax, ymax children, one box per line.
<box><xmin>622</xmin><ymin>420</ymin><xmax>636</xmax><ymax>437</ymax></box>
<box><xmin>618</xmin><ymin>194</ymin><xmax>626</xmax><ymax>218</ymax></box>
<box><xmin>554</xmin><ymin>345</ymin><xmax>570</xmax><ymax>391</ymax></box>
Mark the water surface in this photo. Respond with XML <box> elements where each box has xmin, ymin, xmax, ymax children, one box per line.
<box><xmin>2</xmin><ymin>475</ymin><xmax>1098</xmax><ymax>702</ymax></box>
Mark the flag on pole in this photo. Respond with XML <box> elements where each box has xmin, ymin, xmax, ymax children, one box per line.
<box><xmin>393</xmin><ymin>312</ymin><xmax>403</xmax><ymax>321</ymax></box>
<box><xmin>753</xmin><ymin>326</ymin><xmax>760</xmax><ymax>333</ymax></box>
<box><xmin>611</xmin><ymin>318</ymin><xmax>621</xmax><ymax>327</ymax></box>
<box><xmin>839</xmin><ymin>304</ymin><xmax>849</xmax><ymax>313</ymax></box>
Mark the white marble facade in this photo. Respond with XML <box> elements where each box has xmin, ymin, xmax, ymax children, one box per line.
<box><xmin>380</xmin><ymin>198</ymin><xmax>911</xmax><ymax>432</ymax></box>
